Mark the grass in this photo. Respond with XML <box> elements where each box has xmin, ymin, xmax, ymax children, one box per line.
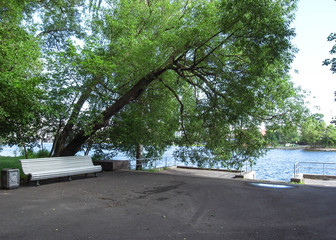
<box><xmin>289</xmin><ymin>180</ymin><xmax>305</xmax><ymax>185</ymax></box>
<box><xmin>0</xmin><ymin>156</ymin><xmax>22</xmax><ymax>169</ymax></box>
<box><xmin>142</xmin><ymin>167</ymin><xmax>170</xmax><ymax>172</ymax></box>
<box><xmin>0</xmin><ymin>149</ymin><xmax>50</xmax><ymax>181</ymax></box>
<box><xmin>0</xmin><ymin>156</ymin><xmax>26</xmax><ymax>180</ymax></box>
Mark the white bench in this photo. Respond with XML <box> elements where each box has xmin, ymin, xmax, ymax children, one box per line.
<box><xmin>20</xmin><ymin>156</ymin><xmax>102</xmax><ymax>186</ymax></box>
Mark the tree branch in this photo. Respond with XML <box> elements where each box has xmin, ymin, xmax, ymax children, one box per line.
<box><xmin>53</xmin><ymin>75</ymin><xmax>103</xmax><ymax>156</ymax></box>
<box><xmin>159</xmin><ymin>79</ymin><xmax>191</xmax><ymax>144</ymax></box>
<box><xmin>56</xmin><ymin>62</ymin><xmax>172</xmax><ymax>156</ymax></box>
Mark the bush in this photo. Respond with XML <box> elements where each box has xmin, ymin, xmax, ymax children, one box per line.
<box><xmin>19</xmin><ymin>148</ymin><xmax>50</xmax><ymax>159</ymax></box>
<box><xmin>34</xmin><ymin>149</ymin><xmax>50</xmax><ymax>158</ymax></box>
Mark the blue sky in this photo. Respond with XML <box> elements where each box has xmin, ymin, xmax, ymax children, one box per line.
<box><xmin>290</xmin><ymin>0</ymin><xmax>336</xmax><ymax>122</ymax></box>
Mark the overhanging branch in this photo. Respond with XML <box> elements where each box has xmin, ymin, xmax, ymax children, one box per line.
<box><xmin>159</xmin><ymin>79</ymin><xmax>191</xmax><ymax>144</ymax></box>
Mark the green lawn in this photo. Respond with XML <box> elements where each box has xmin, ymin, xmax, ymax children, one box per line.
<box><xmin>0</xmin><ymin>156</ymin><xmax>25</xmax><ymax>179</ymax></box>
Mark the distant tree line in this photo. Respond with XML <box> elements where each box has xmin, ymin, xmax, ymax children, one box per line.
<box><xmin>265</xmin><ymin>114</ymin><xmax>336</xmax><ymax>148</ymax></box>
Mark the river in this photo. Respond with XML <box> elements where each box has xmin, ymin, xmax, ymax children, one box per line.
<box><xmin>254</xmin><ymin>149</ymin><xmax>336</xmax><ymax>182</ymax></box>
<box><xmin>1</xmin><ymin>144</ymin><xmax>336</xmax><ymax>182</ymax></box>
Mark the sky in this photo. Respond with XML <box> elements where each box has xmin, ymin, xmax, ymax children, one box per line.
<box><xmin>290</xmin><ymin>0</ymin><xmax>336</xmax><ymax>123</ymax></box>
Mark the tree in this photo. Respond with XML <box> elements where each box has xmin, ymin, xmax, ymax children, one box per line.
<box><xmin>90</xmin><ymin>80</ymin><xmax>181</xmax><ymax>169</ymax></box>
<box><xmin>324</xmin><ymin>29</ymin><xmax>336</xmax><ymax>124</ymax></box>
<box><xmin>3</xmin><ymin>1</ymin><xmax>305</xmax><ymax>168</ymax></box>
<box><xmin>323</xmin><ymin>124</ymin><xmax>336</xmax><ymax>147</ymax></box>
<box><xmin>299</xmin><ymin>114</ymin><xmax>336</xmax><ymax>148</ymax></box>
<box><xmin>265</xmin><ymin>124</ymin><xmax>300</xmax><ymax>146</ymax></box>
<box><xmin>44</xmin><ymin>0</ymin><xmax>296</xmax><ymax>152</ymax></box>
<box><xmin>300</xmin><ymin>116</ymin><xmax>326</xmax><ymax>147</ymax></box>
<box><xmin>0</xmin><ymin>1</ymin><xmax>46</xmax><ymax>157</ymax></box>
<box><xmin>323</xmin><ymin>32</ymin><xmax>336</xmax><ymax>74</ymax></box>
<box><xmin>41</xmin><ymin>0</ymin><xmax>303</xmax><ymax>166</ymax></box>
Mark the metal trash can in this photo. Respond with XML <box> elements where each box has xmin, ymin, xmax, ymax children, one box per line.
<box><xmin>1</xmin><ymin>168</ymin><xmax>20</xmax><ymax>189</ymax></box>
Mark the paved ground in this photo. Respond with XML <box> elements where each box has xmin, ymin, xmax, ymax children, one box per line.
<box><xmin>1</xmin><ymin>170</ymin><xmax>336</xmax><ymax>240</ymax></box>
<box><xmin>161</xmin><ymin>167</ymin><xmax>239</xmax><ymax>179</ymax></box>
<box><xmin>164</xmin><ymin>167</ymin><xmax>336</xmax><ymax>188</ymax></box>
<box><xmin>303</xmin><ymin>178</ymin><xmax>336</xmax><ymax>187</ymax></box>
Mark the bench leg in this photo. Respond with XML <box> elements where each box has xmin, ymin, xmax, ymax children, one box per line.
<box><xmin>95</xmin><ymin>172</ymin><xmax>98</xmax><ymax>177</ymax></box>
<box><xmin>36</xmin><ymin>180</ymin><xmax>40</xmax><ymax>186</ymax></box>
<box><xmin>85</xmin><ymin>173</ymin><xmax>88</xmax><ymax>178</ymax></box>
<box><xmin>68</xmin><ymin>176</ymin><xmax>72</xmax><ymax>181</ymax></box>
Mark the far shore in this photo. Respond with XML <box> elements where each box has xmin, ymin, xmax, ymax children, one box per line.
<box><xmin>270</xmin><ymin>146</ymin><xmax>336</xmax><ymax>152</ymax></box>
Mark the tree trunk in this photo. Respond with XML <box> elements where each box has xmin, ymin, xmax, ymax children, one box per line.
<box><xmin>23</xmin><ymin>142</ymin><xmax>28</xmax><ymax>159</ymax></box>
<box><xmin>52</xmin><ymin>77</ymin><xmax>102</xmax><ymax>157</ymax></box>
<box><xmin>84</xmin><ymin>140</ymin><xmax>93</xmax><ymax>156</ymax></box>
<box><xmin>136</xmin><ymin>144</ymin><xmax>143</xmax><ymax>170</ymax></box>
<box><xmin>53</xmin><ymin>64</ymin><xmax>171</xmax><ymax>157</ymax></box>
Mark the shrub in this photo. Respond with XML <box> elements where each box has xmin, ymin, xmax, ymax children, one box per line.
<box><xmin>34</xmin><ymin>149</ymin><xmax>50</xmax><ymax>158</ymax></box>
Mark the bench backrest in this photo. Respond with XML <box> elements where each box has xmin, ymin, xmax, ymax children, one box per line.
<box><xmin>20</xmin><ymin>156</ymin><xmax>95</xmax><ymax>174</ymax></box>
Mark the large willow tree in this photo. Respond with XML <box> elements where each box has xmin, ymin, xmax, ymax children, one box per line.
<box><xmin>3</xmin><ymin>0</ymin><xmax>306</xmax><ymax>167</ymax></box>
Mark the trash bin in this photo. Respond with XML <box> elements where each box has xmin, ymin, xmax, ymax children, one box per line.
<box><xmin>1</xmin><ymin>168</ymin><xmax>20</xmax><ymax>189</ymax></box>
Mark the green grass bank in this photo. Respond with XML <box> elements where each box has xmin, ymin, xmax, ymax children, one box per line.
<box><xmin>0</xmin><ymin>156</ymin><xmax>26</xmax><ymax>180</ymax></box>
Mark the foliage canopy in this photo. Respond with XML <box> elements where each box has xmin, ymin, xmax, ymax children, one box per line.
<box><xmin>323</xmin><ymin>32</ymin><xmax>336</xmax><ymax>74</ymax></box>
<box><xmin>1</xmin><ymin>0</ymin><xmax>307</xmax><ymax>167</ymax></box>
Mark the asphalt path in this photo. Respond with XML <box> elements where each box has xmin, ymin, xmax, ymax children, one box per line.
<box><xmin>1</xmin><ymin>170</ymin><xmax>336</xmax><ymax>240</ymax></box>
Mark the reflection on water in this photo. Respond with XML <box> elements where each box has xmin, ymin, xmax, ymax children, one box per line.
<box><xmin>1</xmin><ymin>145</ymin><xmax>336</xmax><ymax>182</ymax></box>
<box><xmin>254</xmin><ymin>149</ymin><xmax>336</xmax><ymax>182</ymax></box>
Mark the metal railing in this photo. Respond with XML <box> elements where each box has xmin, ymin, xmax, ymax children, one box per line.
<box><xmin>294</xmin><ymin>161</ymin><xmax>336</xmax><ymax>176</ymax></box>
<box><xmin>243</xmin><ymin>160</ymin><xmax>253</xmax><ymax>173</ymax></box>
<box><xmin>133</xmin><ymin>156</ymin><xmax>177</xmax><ymax>170</ymax></box>
<box><xmin>132</xmin><ymin>156</ymin><xmax>253</xmax><ymax>173</ymax></box>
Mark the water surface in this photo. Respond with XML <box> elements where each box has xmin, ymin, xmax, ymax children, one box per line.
<box><xmin>2</xmin><ymin>145</ymin><xmax>336</xmax><ymax>182</ymax></box>
<box><xmin>254</xmin><ymin>149</ymin><xmax>336</xmax><ymax>181</ymax></box>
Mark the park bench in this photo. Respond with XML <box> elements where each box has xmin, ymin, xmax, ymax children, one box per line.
<box><xmin>20</xmin><ymin>156</ymin><xmax>102</xmax><ymax>186</ymax></box>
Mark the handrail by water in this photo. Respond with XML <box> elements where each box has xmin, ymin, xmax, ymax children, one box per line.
<box><xmin>294</xmin><ymin>161</ymin><xmax>336</xmax><ymax>176</ymax></box>
<box><xmin>134</xmin><ymin>156</ymin><xmax>176</xmax><ymax>169</ymax></box>
<box><xmin>132</xmin><ymin>156</ymin><xmax>253</xmax><ymax>173</ymax></box>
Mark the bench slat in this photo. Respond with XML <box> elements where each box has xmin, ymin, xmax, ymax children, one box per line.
<box><xmin>20</xmin><ymin>156</ymin><xmax>102</xmax><ymax>183</ymax></box>
<box><xmin>30</xmin><ymin>167</ymin><xmax>101</xmax><ymax>180</ymax></box>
